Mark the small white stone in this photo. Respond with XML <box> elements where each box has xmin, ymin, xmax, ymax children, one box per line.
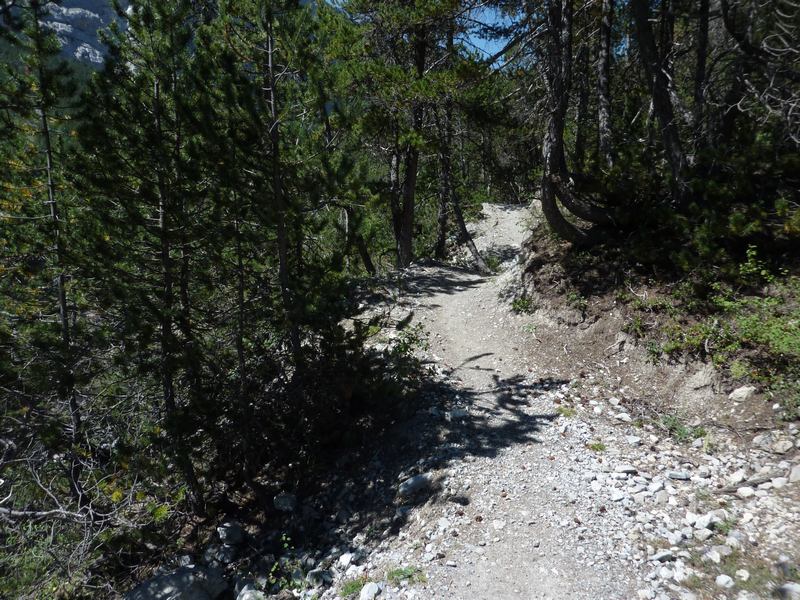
<box><xmin>773</xmin><ymin>440</ymin><xmax>794</xmax><ymax>454</ymax></box>
<box><xmin>735</xmin><ymin>569</ymin><xmax>750</xmax><ymax>582</ymax></box>
<box><xmin>736</xmin><ymin>486</ymin><xmax>755</xmax><ymax>499</ymax></box>
<box><xmin>728</xmin><ymin>470</ymin><xmax>747</xmax><ymax>485</ymax></box>
<box><xmin>715</xmin><ymin>574</ymin><xmax>735</xmax><ymax>589</ymax></box>
<box><xmin>694</xmin><ymin>529</ymin><xmax>713</xmax><ymax>542</ymax></box>
<box><xmin>728</xmin><ymin>386</ymin><xmax>756</xmax><ymax>402</ymax></box>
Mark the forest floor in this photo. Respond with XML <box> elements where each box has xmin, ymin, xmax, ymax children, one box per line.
<box><xmin>319</xmin><ymin>204</ymin><xmax>800</xmax><ymax>600</ymax></box>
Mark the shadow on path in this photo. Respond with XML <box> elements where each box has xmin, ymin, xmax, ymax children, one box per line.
<box><xmin>244</xmin><ymin>367</ymin><xmax>567</xmax><ymax>570</ymax></box>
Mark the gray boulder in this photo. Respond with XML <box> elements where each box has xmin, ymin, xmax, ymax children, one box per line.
<box><xmin>236</xmin><ymin>590</ymin><xmax>267</xmax><ymax>600</ymax></box>
<box><xmin>273</xmin><ymin>492</ymin><xmax>297</xmax><ymax>512</ymax></box>
<box><xmin>776</xmin><ymin>583</ymin><xmax>800</xmax><ymax>599</ymax></box>
<box><xmin>124</xmin><ymin>565</ymin><xmax>227</xmax><ymax>600</ymax></box>
<box><xmin>217</xmin><ymin>521</ymin><xmax>245</xmax><ymax>546</ymax></box>
<box><xmin>398</xmin><ymin>472</ymin><xmax>434</xmax><ymax>497</ymax></box>
<box><xmin>359</xmin><ymin>582</ymin><xmax>381</xmax><ymax>600</ymax></box>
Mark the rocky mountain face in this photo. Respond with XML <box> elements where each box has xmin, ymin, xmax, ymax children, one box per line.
<box><xmin>44</xmin><ymin>0</ymin><xmax>126</xmax><ymax>65</ymax></box>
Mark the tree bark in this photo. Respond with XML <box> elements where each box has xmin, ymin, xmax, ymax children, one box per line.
<box><xmin>153</xmin><ymin>79</ymin><xmax>204</xmax><ymax>515</ymax></box>
<box><xmin>693</xmin><ymin>0</ymin><xmax>709</xmax><ymax>149</ymax></box>
<box><xmin>355</xmin><ymin>233</ymin><xmax>376</xmax><ymax>275</ymax></box>
<box><xmin>573</xmin><ymin>43</ymin><xmax>590</xmax><ymax>171</ymax></box>
<box><xmin>435</xmin><ymin>21</ymin><xmax>452</xmax><ymax>262</ymax></box>
<box><xmin>437</xmin><ymin>21</ymin><xmax>488</xmax><ymax>272</ymax></box>
<box><xmin>395</xmin><ymin>27</ymin><xmax>427</xmax><ymax>268</ymax></box>
<box><xmin>31</xmin><ymin>2</ymin><xmax>85</xmax><ymax>512</ymax></box>
<box><xmin>437</xmin><ymin>113</ymin><xmax>489</xmax><ymax>272</ymax></box>
<box><xmin>631</xmin><ymin>0</ymin><xmax>688</xmax><ymax>207</ymax></box>
<box><xmin>434</xmin><ymin>185</ymin><xmax>448</xmax><ymax>259</ymax></box>
<box><xmin>597</xmin><ymin>0</ymin><xmax>614</xmax><ymax>169</ymax></box>
<box><xmin>553</xmin><ymin>175</ymin><xmax>614</xmax><ymax>226</ymax></box>
<box><xmin>540</xmin><ymin>0</ymin><xmax>592</xmax><ymax>245</ymax></box>
<box><xmin>266</xmin><ymin>19</ymin><xmax>302</xmax><ymax>366</ymax></box>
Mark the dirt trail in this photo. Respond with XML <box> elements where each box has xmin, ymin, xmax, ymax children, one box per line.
<box><xmin>332</xmin><ymin>203</ymin><xmax>798</xmax><ymax>600</ymax></box>
<box><xmin>375</xmin><ymin>204</ymin><xmax>640</xmax><ymax>599</ymax></box>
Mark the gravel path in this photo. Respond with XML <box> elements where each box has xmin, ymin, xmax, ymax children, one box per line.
<box><xmin>370</xmin><ymin>205</ymin><xmax>641</xmax><ymax>599</ymax></box>
<box><xmin>343</xmin><ymin>204</ymin><xmax>799</xmax><ymax>600</ymax></box>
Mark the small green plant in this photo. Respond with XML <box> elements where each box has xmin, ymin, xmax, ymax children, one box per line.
<box><xmin>511</xmin><ymin>296</ymin><xmax>535</xmax><ymax>314</ymax></box>
<box><xmin>661</xmin><ymin>414</ymin><xmax>706</xmax><ymax>443</ymax></box>
<box><xmin>557</xmin><ymin>406</ymin><xmax>576</xmax><ymax>418</ymax></box>
<box><xmin>739</xmin><ymin>245</ymin><xmax>777</xmax><ymax>286</ymax></box>
<box><xmin>341</xmin><ymin>577</ymin><xmax>369</xmax><ymax>597</ymax></box>
<box><xmin>717</xmin><ymin>551</ymin><xmax>779</xmax><ymax>593</ymax></box>
<box><xmin>645</xmin><ymin>340</ymin><xmax>663</xmax><ymax>363</ymax></box>
<box><xmin>522</xmin><ymin>323</ymin><xmax>537</xmax><ymax>335</ymax></box>
<box><xmin>386</xmin><ymin>566</ymin><xmax>426</xmax><ymax>584</ymax></box>
<box><xmin>702</xmin><ymin>434</ymin><xmax>717</xmax><ymax>454</ymax></box>
<box><xmin>695</xmin><ymin>487</ymin><xmax>713</xmax><ymax>503</ymax></box>
<box><xmin>681</xmin><ymin>574</ymin><xmax>706</xmax><ymax>592</ymax></box>
<box><xmin>391</xmin><ymin>323</ymin><xmax>429</xmax><ymax>358</ymax></box>
<box><xmin>623</xmin><ymin>314</ymin><xmax>646</xmax><ymax>338</ymax></box>
<box><xmin>716</xmin><ymin>517</ymin><xmax>737</xmax><ymax>536</ymax></box>
<box><xmin>729</xmin><ymin>359</ymin><xmax>750</xmax><ymax>379</ymax></box>
<box><xmin>484</xmin><ymin>254</ymin><xmax>501</xmax><ymax>272</ymax></box>
<box><xmin>587</xmin><ymin>441</ymin><xmax>606</xmax><ymax>452</ymax></box>
<box><xmin>566</xmin><ymin>290</ymin><xmax>588</xmax><ymax>313</ymax></box>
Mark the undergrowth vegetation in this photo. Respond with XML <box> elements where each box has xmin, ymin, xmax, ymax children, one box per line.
<box><xmin>618</xmin><ymin>251</ymin><xmax>800</xmax><ymax>420</ymax></box>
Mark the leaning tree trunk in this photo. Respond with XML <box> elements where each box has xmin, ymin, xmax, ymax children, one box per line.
<box><xmin>540</xmin><ymin>0</ymin><xmax>592</xmax><ymax>245</ymax></box>
<box><xmin>631</xmin><ymin>0</ymin><xmax>688</xmax><ymax>208</ymax></box>
<box><xmin>437</xmin><ymin>108</ymin><xmax>490</xmax><ymax>272</ymax></box>
<box><xmin>597</xmin><ymin>0</ymin><xmax>614</xmax><ymax>169</ymax></box>
<box><xmin>434</xmin><ymin>20</ymin><xmax>489</xmax><ymax>272</ymax></box>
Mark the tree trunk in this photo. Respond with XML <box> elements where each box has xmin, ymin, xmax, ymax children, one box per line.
<box><xmin>435</xmin><ymin>21</ymin><xmax>453</xmax><ymax>262</ymax></box>
<box><xmin>553</xmin><ymin>175</ymin><xmax>614</xmax><ymax>226</ymax></box>
<box><xmin>395</xmin><ymin>28</ymin><xmax>427</xmax><ymax>269</ymax></box>
<box><xmin>573</xmin><ymin>43</ymin><xmax>590</xmax><ymax>171</ymax></box>
<box><xmin>693</xmin><ymin>0</ymin><xmax>709</xmax><ymax>149</ymax></box>
<box><xmin>438</xmin><ymin>21</ymin><xmax>488</xmax><ymax>271</ymax></box>
<box><xmin>434</xmin><ymin>187</ymin><xmax>448</xmax><ymax>259</ymax></box>
<box><xmin>234</xmin><ymin>211</ymin><xmax>246</xmax><ymax>391</ymax></box>
<box><xmin>540</xmin><ymin>0</ymin><xmax>592</xmax><ymax>246</ymax></box>
<box><xmin>355</xmin><ymin>233</ymin><xmax>376</xmax><ymax>275</ymax></box>
<box><xmin>31</xmin><ymin>3</ymin><xmax>86</xmax><ymax>512</ymax></box>
<box><xmin>631</xmin><ymin>0</ymin><xmax>688</xmax><ymax>207</ymax></box>
<box><xmin>153</xmin><ymin>80</ymin><xmax>204</xmax><ymax>515</ymax></box>
<box><xmin>597</xmin><ymin>0</ymin><xmax>614</xmax><ymax>169</ymax></box>
<box><xmin>398</xmin><ymin>135</ymin><xmax>418</xmax><ymax>268</ymax></box>
<box><xmin>438</xmin><ymin>116</ymin><xmax>489</xmax><ymax>271</ymax></box>
<box><xmin>266</xmin><ymin>20</ymin><xmax>302</xmax><ymax>366</ymax></box>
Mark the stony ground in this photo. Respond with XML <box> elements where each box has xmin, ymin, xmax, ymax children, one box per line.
<box><xmin>318</xmin><ymin>205</ymin><xmax>800</xmax><ymax>600</ymax></box>
<box><xmin>128</xmin><ymin>205</ymin><xmax>800</xmax><ymax>600</ymax></box>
